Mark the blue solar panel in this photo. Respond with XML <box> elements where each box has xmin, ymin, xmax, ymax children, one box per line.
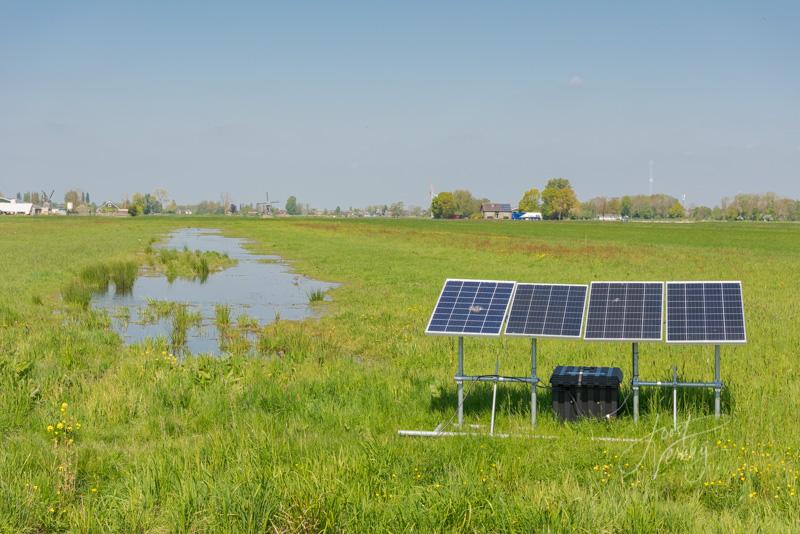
<box><xmin>584</xmin><ymin>282</ymin><xmax>664</xmax><ymax>341</ymax></box>
<box><xmin>426</xmin><ymin>279</ymin><xmax>516</xmax><ymax>336</ymax></box>
<box><xmin>666</xmin><ymin>282</ymin><xmax>746</xmax><ymax>343</ymax></box>
<box><xmin>504</xmin><ymin>284</ymin><xmax>587</xmax><ymax>338</ymax></box>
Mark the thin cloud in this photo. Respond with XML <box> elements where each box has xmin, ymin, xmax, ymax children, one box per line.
<box><xmin>568</xmin><ymin>75</ymin><xmax>585</xmax><ymax>87</ymax></box>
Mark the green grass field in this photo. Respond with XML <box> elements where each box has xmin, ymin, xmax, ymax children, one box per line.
<box><xmin>1</xmin><ymin>217</ymin><xmax>799</xmax><ymax>532</ymax></box>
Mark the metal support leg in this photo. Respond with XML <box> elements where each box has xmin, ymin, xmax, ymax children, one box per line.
<box><xmin>490</xmin><ymin>356</ymin><xmax>500</xmax><ymax>436</ymax></box>
<box><xmin>672</xmin><ymin>366</ymin><xmax>678</xmax><ymax>431</ymax></box>
<box><xmin>531</xmin><ymin>338</ymin><xmax>537</xmax><ymax>427</ymax></box>
<box><xmin>714</xmin><ymin>344</ymin><xmax>721</xmax><ymax>419</ymax></box>
<box><xmin>457</xmin><ymin>337</ymin><xmax>464</xmax><ymax>427</ymax></box>
<box><xmin>632</xmin><ymin>342</ymin><xmax>639</xmax><ymax>424</ymax></box>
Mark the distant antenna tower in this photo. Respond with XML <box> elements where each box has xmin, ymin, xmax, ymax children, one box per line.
<box><xmin>648</xmin><ymin>160</ymin><xmax>654</xmax><ymax>196</ymax></box>
<box><xmin>429</xmin><ymin>184</ymin><xmax>435</xmax><ymax>203</ymax></box>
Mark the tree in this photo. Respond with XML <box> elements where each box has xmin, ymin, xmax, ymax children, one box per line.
<box><xmin>388</xmin><ymin>201</ymin><xmax>405</xmax><ymax>217</ymax></box>
<box><xmin>153</xmin><ymin>188</ymin><xmax>169</xmax><ymax>207</ymax></box>
<box><xmin>620</xmin><ymin>196</ymin><xmax>632</xmax><ymax>217</ymax></box>
<box><xmin>451</xmin><ymin>190</ymin><xmax>481</xmax><ymax>218</ymax></box>
<box><xmin>668</xmin><ymin>201</ymin><xmax>685</xmax><ymax>219</ymax></box>
<box><xmin>430</xmin><ymin>192</ymin><xmax>456</xmax><ymax>219</ymax></box>
<box><xmin>541</xmin><ymin>178</ymin><xmax>578</xmax><ymax>220</ymax></box>
<box><xmin>285</xmin><ymin>196</ymin><xmax>299</xmax><ymax>215</ymax></box>
<box><xmin>518</xmin><ymin>188</ymin><xmax>541</xmax><ymax>212</ymax></box>
<box><xmin>64</xmin><ymin>190</ymin><xmax>80</xmax><ymax>208</ymax></box>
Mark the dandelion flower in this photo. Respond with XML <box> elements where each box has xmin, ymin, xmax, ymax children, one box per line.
<box><xmin>56</xmin><ymin>422</ymin><xmax>64</xmax><ymax>430</ymax></box>
<box><xmin>47</xmin><ymin>425</ymin><xmax>54</xmax><ymax>433</ymax></box>
<box><xmin>91</xmin><ymin>487</ymin><xmax>97</xmax><ymax>493</ymax></box>
<box><xmin>60</xmin><ymin>403</ymin><xmax>68</xmax><ymax>412</ymax></box>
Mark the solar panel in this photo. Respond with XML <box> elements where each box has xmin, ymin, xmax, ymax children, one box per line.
<box><xmin>666</xmin><ymin>281</ymin><xmax>746</xmax><ymax>343</ymax></box>
<box><xmin>504</xmin><ymin>284</ymin><xmax>588</xmax><ymax>338</ymax></box>
<box><xmin>425</xmin><ymin>279</ymin><xmax>516</xmax><ymax>337</ymax></box>
<box><xmin>584</xmin><ymin>282</ymin><xmax>664</xmax><ymax>341</ymax></box>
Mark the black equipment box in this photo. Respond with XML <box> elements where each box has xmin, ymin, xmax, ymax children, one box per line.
<box><xmin>550</xmin><ymin>366</ymin><xmax>623</xmax><ymax>421</ymax></box>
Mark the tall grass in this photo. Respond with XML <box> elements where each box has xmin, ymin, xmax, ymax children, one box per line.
<box><xmin>63</xmin><ymin>259</ymin><xmax>139</xmax><ymax>307</ymax></box>
<box><xmin>152</xmin><ymin>247</ymin><xmax>232</xmax><ymax>282</ymax></box>
<box><xmin>171</xmin><ymin>304</ymin><xmax>202</xmax><ymax>353</ymax></box>
<box><xmin>79</xmin><ymin>263</ymin><xmax>110</xmax><ymax>292</ymax></box>
<box><xmin>109</xmin><ymin>261</ymin><xmax>138</xmax><ymax>294</ymax></box>
<box><xmin>307</xmin><ymin>288</ymin><xmax>326</xmax><ymax>302</ymax></box>
<box><xmin>5</xmin><ymin>217</ymin><xmax>800</xmax><ymax>531</ymax></box>
<box><xmin>214</xmin><ymin>304</ymin><xmax>231</xmax><ymax>331</ymax></box>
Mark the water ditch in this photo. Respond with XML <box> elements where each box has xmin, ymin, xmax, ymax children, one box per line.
<box><xmin>90</xmin><ymin>227</ymin><xmax>338</xmax><ymax>355</ymax></box>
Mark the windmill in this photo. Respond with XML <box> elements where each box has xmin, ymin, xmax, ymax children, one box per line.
<box><xmin>648</xmin><ymin>161</ymin><xmax>654</xmax><ymax>196</ymax></box>
<box><xmin>257</xmin><ymin>192</ymin><xmax>281</xmax><ymax>216</ymax></box>
<box><xmin>41</xmin><ymin>190</ymin><xmax>55</xmax><ymax>211</ymax></box>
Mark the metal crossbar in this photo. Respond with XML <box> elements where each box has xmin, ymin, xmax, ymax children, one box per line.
<box><xmin>631</xmin><ymin>343</ymin><xmax>723</xmax><ymax>423</ymax></box>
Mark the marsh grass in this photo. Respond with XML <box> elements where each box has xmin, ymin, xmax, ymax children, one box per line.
<box><xmin>307</xmin><ymin>289</ymin><xmax>326</xmax><ymax>303</ymax></box>
<box><xmin>109</xmin><ymin>261</ymin><xmax>138</xmax><ymax>294</ymax></box>
<box><xmin>151</xmin><ymin>247</ymin><xmax>234</xmax><ymax>282</ymax></box>
<box><xmin>236</xmin><ymin>313</ymin><xmax>259</xmax><ymax>331</ymax></box>
<box><xmin>171</xmin><ymin>305</ymin><xmax>202</xmax><ymax>353</ymax></box>
<box><xmin>214</xmin><ymin>304</ymin><xmax>231</xmax><ymax>331</ymax></box>
<box><xmin>79</xmin><ymin>263</ymin><xmax>111</xmax><ymax>292</ymax></box>
<box><xmin>139</xmin><ymin>299</ymin><xmax>202</xmax><ymax>352</ymax></box>
<box><xmin>61</xmin><ymin>279</ymin><xmax>93</xmax><ymax>308</ymax></box>
<box><xmin>63</xmin><ymin>259</ymin><xmax>139</xmax><ymax>307</ymax></box>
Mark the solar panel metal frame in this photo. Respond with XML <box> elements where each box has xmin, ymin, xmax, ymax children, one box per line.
<box><xmin>583</xmin><ymin>281</ymin><xmax>665</xmax><ymax>342</ymax></box>
<box><xmin>665</xmin><ymin>281</ymin><xmax>747</xmax><ymax>344</ymax></box>
<box><xmin>425</xmin><ymin>278</ymin><xmax>517</xmax><ymax>337</ymax></box>
<box><xmin>503</xmin><ymin>283</ymin><xmax>589</xmax><ymax>339</ymax></box>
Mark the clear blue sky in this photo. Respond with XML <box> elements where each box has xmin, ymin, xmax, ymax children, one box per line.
<box><xmin>1</xmin><ymin>1</ymin><xmax>798</xmax><ymax>208</ymax></box>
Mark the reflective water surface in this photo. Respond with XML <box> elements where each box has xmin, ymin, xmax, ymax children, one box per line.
<box><xmin>91</xmin><ymin>228</ymin><xmax>337</xmax><ymax>355</ymax></box>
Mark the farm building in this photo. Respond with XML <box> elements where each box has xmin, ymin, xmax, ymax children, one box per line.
<box><xmin>0</xmin><ymin>197</ymin><xmax>37</xmax><ymax>215</ymax></box>
<box><xmin>480</xmin><ymin>203</ymin><xmax>513</xmax><ymax>220</ymax></box>
<box><xmin>97</xmin><ymin>201</ymin><xmax>129</xmax><ymax>217</ymax></box>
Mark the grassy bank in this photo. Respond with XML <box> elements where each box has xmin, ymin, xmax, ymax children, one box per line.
<box><xmin>1</xmin><ymin>216</ymin><xmax>799</xmax><ymax>531</ymax></box>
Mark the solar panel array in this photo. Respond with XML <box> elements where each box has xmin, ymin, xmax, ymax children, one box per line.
<box><xmin>584</xmin><ymin>282</ymin><xmax>664</xmax><ymax>341</ymax></box>
<box><xmin>666</xmin><ymin>282</ymin><xmax>746</xmax><ymax>343</ymax></box>
<box><xmin>505</xmin><ymin>284</ymin><xmax>588</xmax><ymax>338</ymax></box>
<box><xmin>425</xmin><ymin>279</ymin><xmax>515</xmax><ymax>336</ymax></box>
<box><xmin>426</xmin><ymin>279</ymin><xmax>746</xmax><ymax>344</ymax></box>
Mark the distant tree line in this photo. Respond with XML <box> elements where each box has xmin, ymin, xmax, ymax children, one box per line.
<box><xmin>8</xmin><ymin>184</ymin><xmax>800</xmax><ymax>221</ymax></box>
<box><xmin>431</xmin><ymin>181</ymin><xmax>800</xmax><ymax>222</ymax></box>
<box><xmin>579</xmin><ymin>194</ymin><xmax>685</xmax><ymax>220</ymax></box>
<box><xmin>431</xmin><ymin>179</ymin><xmax>579</xmax><ymax>220</ymax></box>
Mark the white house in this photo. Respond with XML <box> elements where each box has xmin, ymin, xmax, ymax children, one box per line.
<box><xmin>0</xmin><ymin>197</ymin><xmax>35</xmax><ymax>215</ymax></box>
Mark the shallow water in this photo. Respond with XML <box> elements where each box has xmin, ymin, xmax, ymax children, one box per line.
<box><xmin>91</xmin><ymin>228</ymin><xmax>337</xmax><ymax>355</ymax></box>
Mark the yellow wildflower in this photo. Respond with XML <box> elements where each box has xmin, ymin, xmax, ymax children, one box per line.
<box><xmin>60</xmin><ymin>402</ymin><xmax>68</xmax><ymax>412</ymax></box>
<box><xmin>47</xmin><ymin>425</ymin><xmax>54</xmax><ymax>433</ymax></box>
<box><xmin>56</xmin><ymin>422</ymin><xmax>64</xmax><ymax>430</ymax></box>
